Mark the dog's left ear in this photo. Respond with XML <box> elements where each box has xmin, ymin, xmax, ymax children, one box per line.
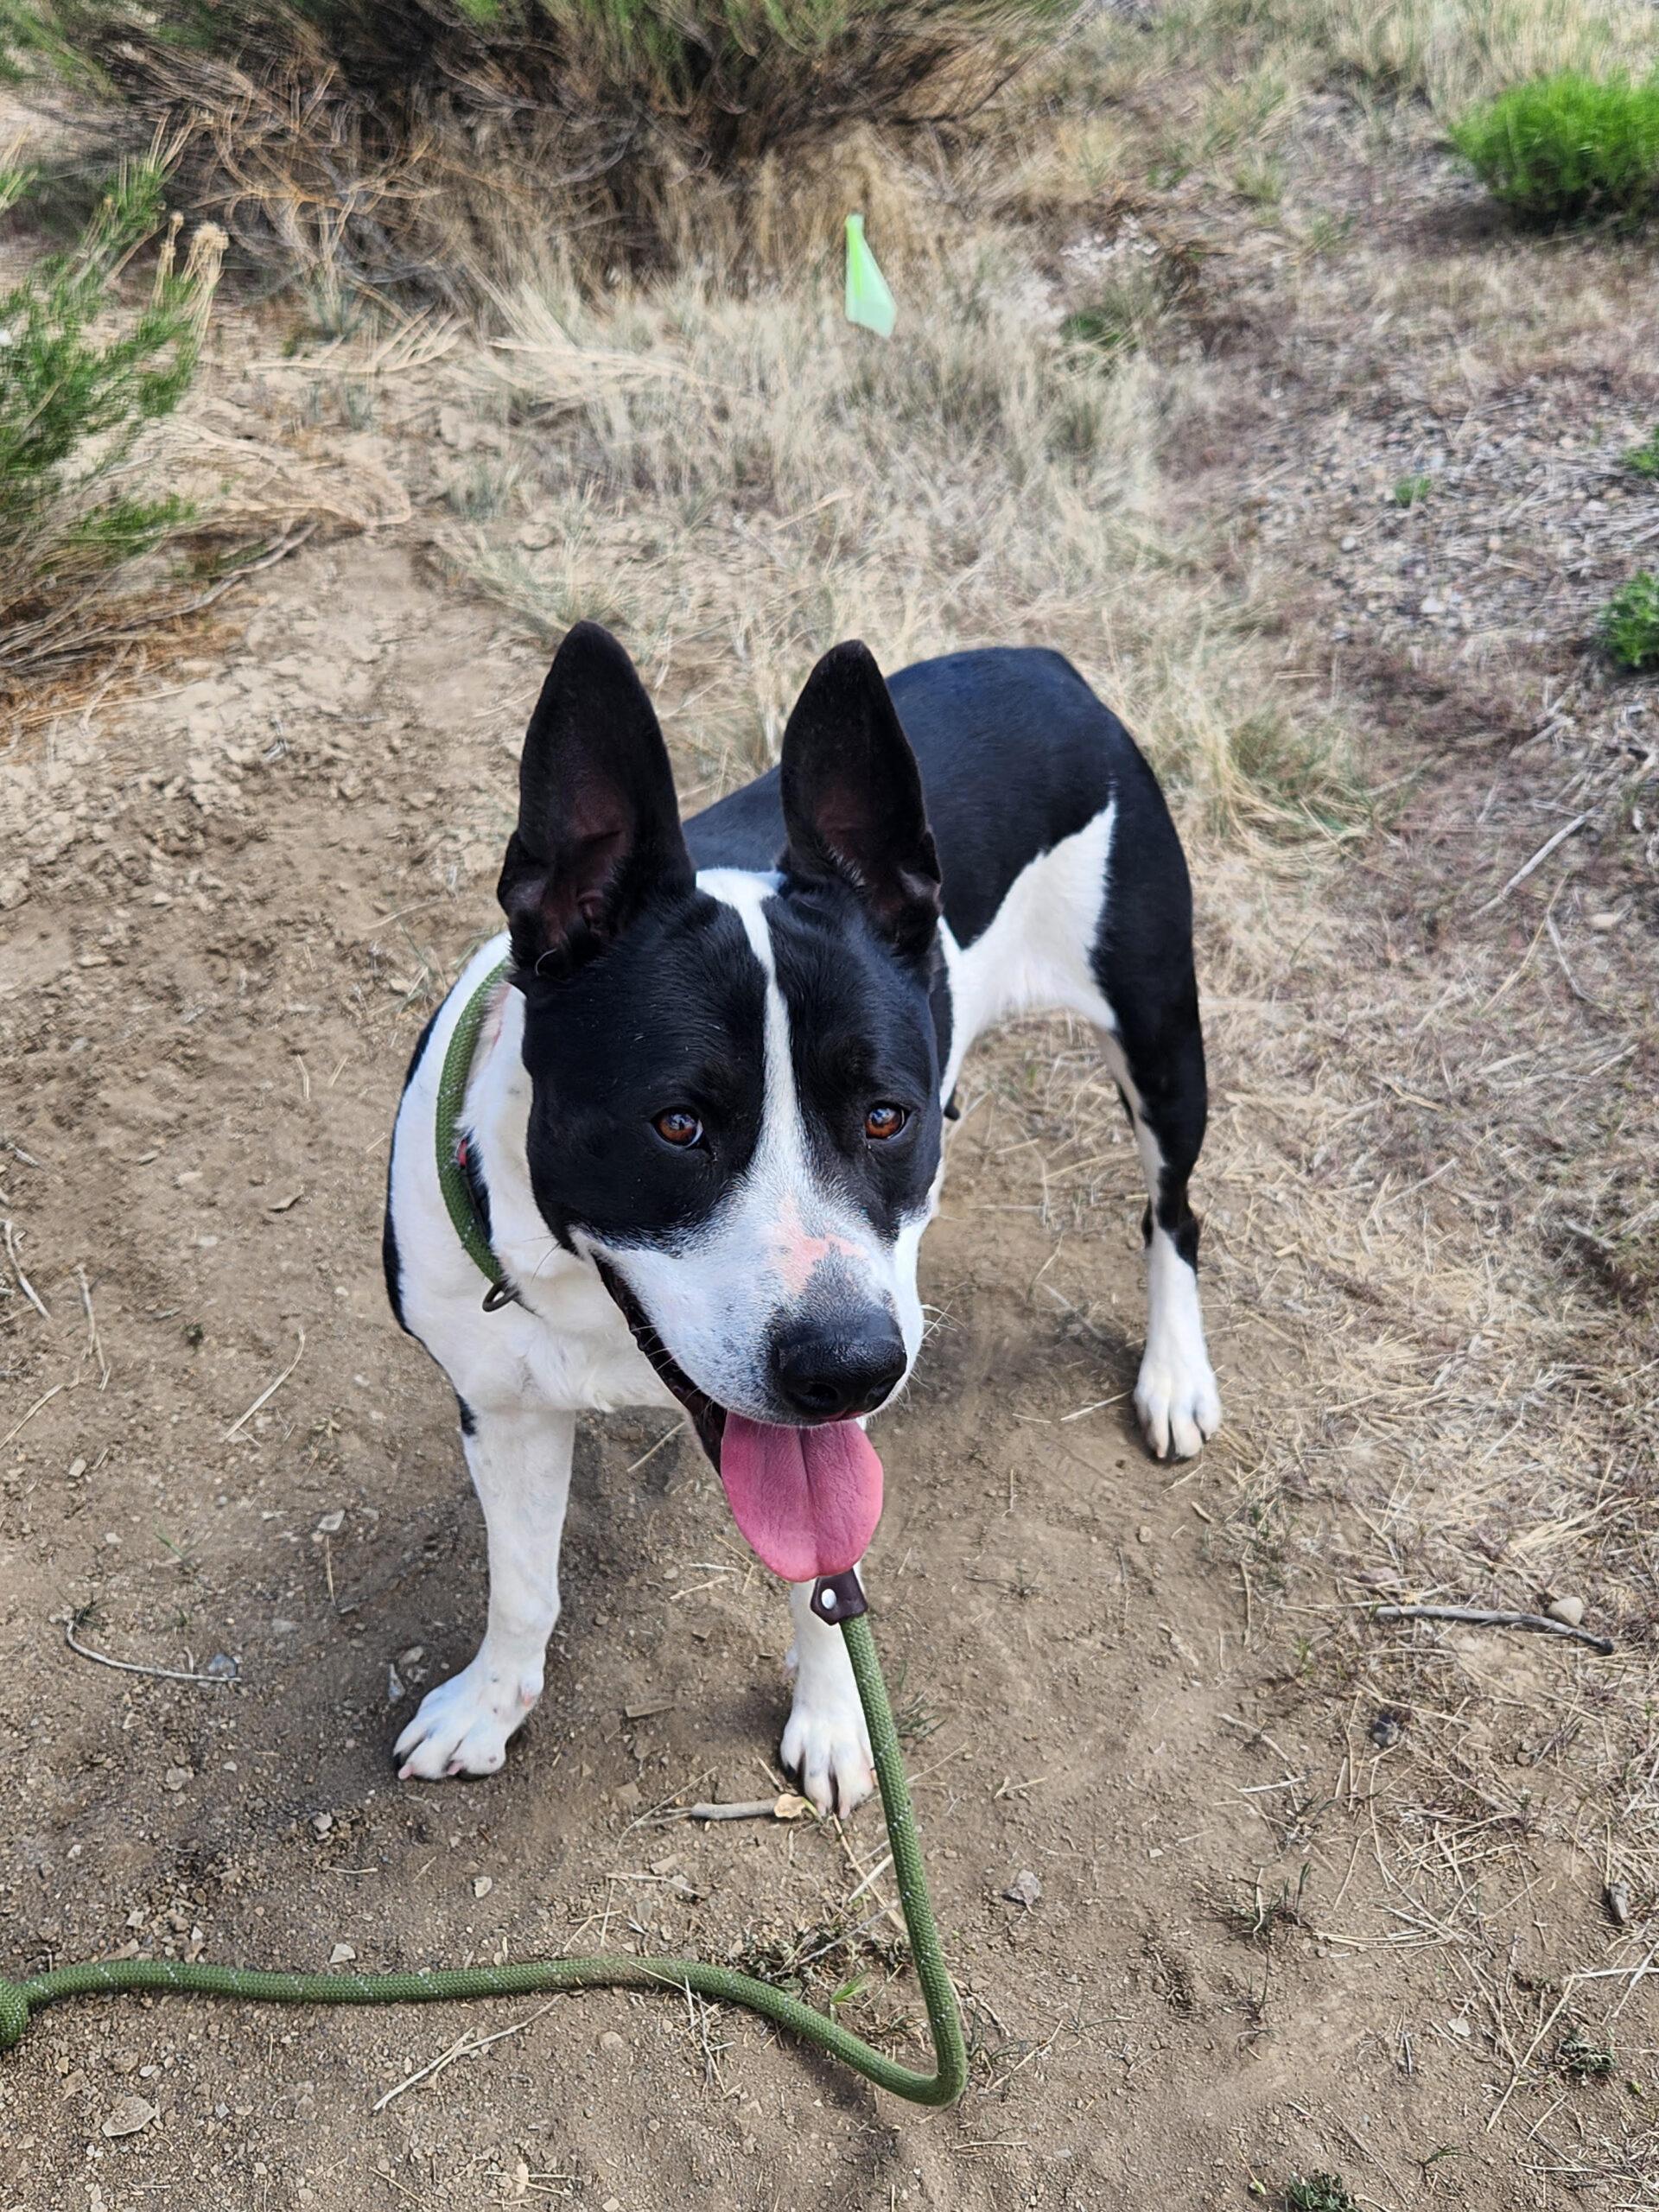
<box><xmin>780</xmin><ymin>641</ymin><xmax>942</xmax><ymax>959</ymax></box>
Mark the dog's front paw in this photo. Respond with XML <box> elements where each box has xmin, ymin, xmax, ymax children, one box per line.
<box><xmin>392</xmin><ymin>1654</ymin><xmax>540</xmax><ymax>1781</ymax></box>
<box><xmin>781</xmin><ymin>1682</ymin><xmax>875</xmax><ymax>1816</ymax></box>
<box><xmin>1135</xmin><ymin>1343</ymin><xmax>1222</xmax><ymax>1461</ymax></box>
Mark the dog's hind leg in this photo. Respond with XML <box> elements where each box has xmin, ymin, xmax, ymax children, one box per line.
<box><xmin>395</xmin><ymin>1405</ymin><xmax>576</xmax><ymax>1779</ymax></box>
<box><xmin>782</xmin><ymin>1568</ymin><xmax>874</xmax><ymax>1815</ymax></box>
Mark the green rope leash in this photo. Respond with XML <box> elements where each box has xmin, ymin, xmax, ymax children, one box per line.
<box><xmin>0</xmin><ymin>1611</ymin><xmax>967</xmax><ymax>2104</ymax></box>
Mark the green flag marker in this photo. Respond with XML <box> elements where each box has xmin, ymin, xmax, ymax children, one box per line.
<box><xmin>845</xmin><ymin>213</ymin><xmax>896</xmax><ymax>339</ymax></box>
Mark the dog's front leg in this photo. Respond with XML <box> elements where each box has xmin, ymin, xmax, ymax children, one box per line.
<box><xmin>782</xmin><ymin>1568</ymin><xmax>875</xmax><ymax>1815</ymax></box>
<box><xmin>395</xmin><ymin>1405</ymin><xmax>575</xmax><ymax>1781</ymax></box>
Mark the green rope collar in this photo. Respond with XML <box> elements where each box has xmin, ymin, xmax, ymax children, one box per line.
<box><xmin>435</xmin><ymin>957</ymin><xmax>517</xmax><ymax>1309</ymax></box>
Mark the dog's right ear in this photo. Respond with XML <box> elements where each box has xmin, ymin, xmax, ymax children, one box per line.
<box><xmin>499</xmin><ymin>623</ymin><xmax>693</xmax><ymax>979</ymax></box>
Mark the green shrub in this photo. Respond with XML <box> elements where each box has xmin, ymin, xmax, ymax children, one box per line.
<box><xmin>1449</xmin><ymin>72</ymin><xmax>1659</xmax><ymax>226</ymax></box>
<box><xmin>1600</xmin><ymin>571</ymin><xmax>1659</xmax><ymax>671</ymax></box>
<box><xmin>1393</xmin><ymin>472</ymin><xmax>1432</xmax><ymax>506</ymax></box>
<box><xmin>1624</xmin><ymin>424</ymin><xmax>1659</xmax><ymax>479</ymax></box>
<box><xmin>1</xmin><ymin>154</ymin><xmax>224</xmax><ymax>688</ymax></box>
<box><xmin>2</xmin><ymin>0</ymin><xmax>1076</xmax><ymax>288</ymax></box>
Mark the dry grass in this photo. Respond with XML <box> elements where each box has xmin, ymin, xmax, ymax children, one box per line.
<box><xmin>433</xmin><ymin>239</ymin><xmax>1361</xmax><ymax>841</ymax></box>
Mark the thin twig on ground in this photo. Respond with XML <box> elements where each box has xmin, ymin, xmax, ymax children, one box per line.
<box><xmin>224</xmin><ymin>1327</ymin><xmax>306</xmax><ymax>1440</ymax></box>
<box><xmin>64</xmin><ymin>1619</ymin><xmax>237</xmax><ymax>1685</ymax></box>
<box><xmin>1373</xmin><ymin>1605</ymin><xmax>1614</xmax><ymax>1656</ymax></box>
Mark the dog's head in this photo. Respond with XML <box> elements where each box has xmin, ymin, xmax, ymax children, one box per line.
<box><xmin>499</xmin><ymin>622</ymin><xmax>944</xmax><ymax>1579</ymax></box>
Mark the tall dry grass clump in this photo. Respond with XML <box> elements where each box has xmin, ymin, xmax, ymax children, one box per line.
<box><xmin>3</xmin><ymin>0</ymin><xmax>1077</xmax><ymax>296</ymax></box>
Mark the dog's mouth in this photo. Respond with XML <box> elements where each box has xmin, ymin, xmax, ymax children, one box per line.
<box><xmin>596</xmin><ymin>1260</ymin><xmax>884</xmax><ymax>1584</ymax></box>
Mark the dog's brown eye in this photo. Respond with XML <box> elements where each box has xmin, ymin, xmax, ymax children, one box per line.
<box><xmin>653</xmin><ymin>1109</ymin><xmax>702</xmax><ymax>1148</ymax></box>
<box><xmin>865</xmin><ymin>1103</ymin><xmax>908</xmax><ymax>1141</ymax></box>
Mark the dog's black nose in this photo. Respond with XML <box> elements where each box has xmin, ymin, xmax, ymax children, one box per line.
<box><xmin>771</xmin><ymin>1317</ymin><xmax>906</xmax><ymax>1421</ymax></box>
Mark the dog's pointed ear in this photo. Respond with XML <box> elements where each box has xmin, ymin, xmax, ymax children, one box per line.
<box><xmin>499</xmin><ymin>623</ymin><xmax>694</xmax><ymax>978</ymax></box>
<box><xmin>779</xmin><ymin>641</ymin><xmax>942</xmax><ymax>959</ymax></box>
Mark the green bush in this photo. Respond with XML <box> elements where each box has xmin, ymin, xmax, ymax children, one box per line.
<box><xmin>1</xmin><ymin>0</ymin><xmax>1076</xmax><ymax>287</ymax></box>
<box><xmin>1624</xmin><ymin>424</ymin><xmax>1659</xmax><ymax>479</ymax></box>
<box><xmin>1</xmin><ymin>154</ymin><xmax>224</xmax><ymax>687</ymax></box>
<box><xmin>1600</xmin><ymin>571</ymin><xmax>1659</xmax><ymax>671</ymax></box>
<box><xmin>1450</xmin><ymin>72</ymin><xmax>1659</xmax><ymax>226</ymax></box>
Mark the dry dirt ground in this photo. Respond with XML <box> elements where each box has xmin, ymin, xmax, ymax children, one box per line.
<box><xmin>3</xmin><ymin>29</ymin><xmax>1659</xmax><ymax>2212</ymax></box>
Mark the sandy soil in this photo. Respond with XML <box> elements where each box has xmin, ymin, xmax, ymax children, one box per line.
<box><xmin>3</xmin><ymin>54</ymin><xmax>1659</xmax><ymax>2212</ymax></box>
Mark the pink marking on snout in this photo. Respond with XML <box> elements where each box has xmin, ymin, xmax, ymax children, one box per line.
<box><xmin>771</xmin><ymin>1190</ymin><xmax>866</xmax><ymax>1299</ymax></box>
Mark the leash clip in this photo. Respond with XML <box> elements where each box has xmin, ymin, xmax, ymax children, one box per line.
<box><xmin>810</xmin><ymin>1571</ymin><xmax>867</xmax><ymax>1624</ymax></box>
<box><xmin>481</xmin><ymin>1280</ymin><xmax>518</xmax><ymax>1313</ymax></box>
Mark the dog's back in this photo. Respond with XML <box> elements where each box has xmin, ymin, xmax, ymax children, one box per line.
<box><xmin>686</xmin><ymin>646</ymin><xmax>1180</xmax><ymax>952</ymax></box>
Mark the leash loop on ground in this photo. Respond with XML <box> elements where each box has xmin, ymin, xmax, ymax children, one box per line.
<box><xmin>2</xmin><ymin>1613</ymin><xmax>967</xmax><ymax>2104</ymax></box>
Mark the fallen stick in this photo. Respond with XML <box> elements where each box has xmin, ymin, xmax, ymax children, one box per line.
<box><xmin>656</xmin><ymin>1796</ymin><xmax>812</xmax><ymax>1823</ymax></box>
<box><xmin>65</xmin><ymin>1621</ymin><xmax>238</xmax><ymax>1685</ymax></box>
<box><xmin>1373</xmin><ymin>1603</ymin><xmax>1613</xmax><ymax>1656</ymax></box>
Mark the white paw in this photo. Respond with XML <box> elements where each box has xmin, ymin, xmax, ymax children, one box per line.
<box><xmin>392</xmin><ymin>1653</ymin><xmax>540</xmax><ymax>1780</ymax></box>
<box><xmin>781</xmin><ymin>1682</ymin><xmax>875</xmax><ymax>1816</ymax></box>
<box><xmin>1135</xmin><ymin>1344</ymin><xmax>1222</xmax><ymax>1461</ymax></box>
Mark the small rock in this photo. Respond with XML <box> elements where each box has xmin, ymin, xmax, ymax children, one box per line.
<box><xmin>315</xmin><ymin>1510</ymin><xmax>345</xmax><ymax>1535</ymax></box>
<box><xmin>599</xmin><ymin>2031</ymin><xmax>626</xmax><ymax>2051</ymax></box>
<box><xmin>102</xmin><ymin>2094</ymin><xmax>157</xmax><ymax>2139</ymax></box>
<box><xmin>472</xmin><ymin>1874</ymin><xmax>493</xmax><ymax>1900</ymax></box>
<box><xmin>1136</xmin><ymin>1525</ymin><xmax>1153</xmax><ymax>1545</ymax></box>
<box><xmin>329</xmin><ymin>1943</ymin><xmax>356</xmax><ymax>1965</ymax></box>
<box><xmin>1547</xmin><ymin>1595</ymin><xmax>1585</xmax><ymax>1629</ymax></box>
<box><xmin>1605</xmin><ymin>1881</ymin><xmax>1632</xmax><ymax>1928</ymax></box>
<box><xmin>1420</xmin><ymin>595</ymin><xmax>1445</xmax><ymax>616</ymax></box>
<box><xmin>1001</xmin><ymin>1869</ymin><xmax>1043</xmax><ymax>1910</ymax></box>
<box><xmin>110</xmin><ymin>2049</ymin><xmax>140</xmax><ymax>2075</ymax></box>
<box><xmin>387</xmin><ymin>1663</ymin><xmax>406</xmax><ymax>1704</ymax></box>
<box><xmin>397</xmin><ymin>1645</ymin><xmax>424</xmax><ymax>1668</ymax></box>
<box><xmin>1369</xmin><ymin>1709</ymin><xmax>1404</xmax><ymax>1751</ymax></box>
<box><xmin>310</xmin><ymin>1813</ymin><xmax>333</xmax><ymax>1839</ymax></box>
<box><xmin>204</xmin><ymin>1653</ymin><xmax>238</xmax><ymax>1681</ymax></box>
<box><xmin>162</xmin><ymin>1767</ymin><xmax>192</xmax><ymax>1793</ymax></box>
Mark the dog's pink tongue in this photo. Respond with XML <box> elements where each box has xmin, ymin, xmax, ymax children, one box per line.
<box><xmin>718</xmin><ymin>1416</ymin><xmax>883</xmax><ymax>1582</ymax></box>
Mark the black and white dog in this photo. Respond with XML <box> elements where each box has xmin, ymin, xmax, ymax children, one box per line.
<box><xmin>383</xmin><ymin>624</ymin><xmax>1219</xmax><ymax>1810</ymax></box>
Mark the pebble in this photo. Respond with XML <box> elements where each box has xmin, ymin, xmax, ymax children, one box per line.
<box><xmin>329</xmin><ymin>1943</ymin><xmax>356</xmax><ymax>1965</ymax></box>
<box><xmin>1605</xmin><ymin>1881</ymin><xmax>1632</xmax><ymax>1928</ymax></box>
<box><xmin>472</xmin><ymin>1875</ymin><xmax>493</xmax><ymax>1899</ymax></box>
<box><xmin>1546</xmin><ymin>1595</ymin><xmax>1585</xmax><ymax>1628</ymax></box>
<box><xmin>162</xmin><ymin>1768</ymin><xmax>192</xmax><ymax>1793</ymax></box>
<box><xmin>599</xmin><ymin>2031</ymin><xmax>626</xmax><ymax>2051</ymax></box>
<box><xmin>102</xmin><ymin>2095</ymin><xmax>157</xmax><ymax>2139</ymax></box>
<box><xmin>1001</xmin><ymin>1869</ymin><xmax>1043</xmax><ymax>1910</ymax></box>
<box><xmin>1369</xmin><ymin>1709</ymin><xmax>1404</xmax><ymax>1750</ymax></box>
